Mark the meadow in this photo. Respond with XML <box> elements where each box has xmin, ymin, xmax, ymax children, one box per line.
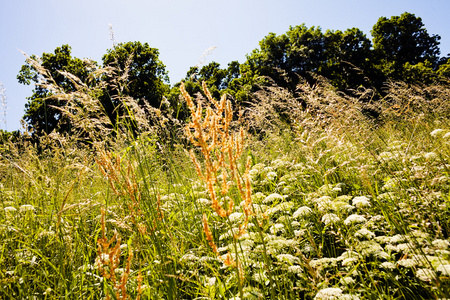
<box><xmin>1</xmin><ymin>59</ymin><xmax>450</xmax><ymax>299</ymax></box>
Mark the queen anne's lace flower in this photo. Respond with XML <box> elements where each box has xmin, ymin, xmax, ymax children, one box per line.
<box><xmin>266</xmin><ymin>171</ymin><xmax>278</xmax><ymax>181</ymax></box>
<box><xmin>315</xmin><ymin>196</ymin><xmax>333</xmax><ymax>211</ymax></box>
<box><xmin>430</xmin><ymin>128</ymin><xmax>445</xmax><ymax>137</ymax></box>
<box><xmin>432</xmin><ymin>239</ymin><xmax>450</xmax><ymax>249</ymax></box>
<box><xmin>344</xmin><ymin>214</ymin><xmax>367</xmax><ymax>226</ymax></box>
<box><xmin>397</xmin><ymin>258</ymin><xmax>418</xmax><ymax>268</ymax></box>
<box><xmin>416</xmin><ymin>268</ymin><xmax>435</xmax><ymax>282</ymax></box>
<box><xmin>380</xmin><ymin>262</ymin><xmax>396</xmax><ymax>270</ymax></box>
<box><xmin>263</xmin><ymin>193</ymin><xmax>285</xmax><ymax>204</ymax></box>
<box><xmin>293</xmin><ymin>206</ymin><xmax>312</xmax><ymax>218</ymax></box>
<box><xmin>277</xmin><ymin>254</ymin><xmax>300</xmax><ymax>264</ymax></box>
<box><xmin>355</xmin><ymin>228</ymin><xmax>375</xmax><ymax>239</ymax></box>
<box><xmin>322</xmin><ymin>213</ymin><xmax>340</xmax><ymax>225</ymax></box>
<box><xmin>19</xmin><ymin>204</ymin><xmax>35</xmax><ymax>213</ymax></box>
<box><xmin>228</xmin><ymin>212</ymin><xmax>243</xmax><ymax>223</ymax></box>
<box><xmin>352</xmin><ymin>196</ymin><xmax>371</xmax><ymax>208</ymax></box>
<box><xmin>314</xmin><ymin>287</ymin><xmax>343</xmax><ymax>300</ymax></box>
<box><xmin>270</xmin><ymin>223</ymin><xmax>285</xmax><ymax>234</ymax></box>
<box><xmin>437</xmin><ymin>264</ymin><xmax>450</xmax><ymax>275</ymax></box>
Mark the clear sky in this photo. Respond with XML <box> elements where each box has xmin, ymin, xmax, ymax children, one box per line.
<box><xmin>1</xmin><ymin>0</ymin><xmax>449</xmax><ymax>131</ymax></box>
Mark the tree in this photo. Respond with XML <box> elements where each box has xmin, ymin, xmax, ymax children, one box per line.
<box><xmin>18</xmin><ymin>42</ymin><xmax>169</xmax><ymax>137</ymax></box>
<box><xmin>321</xmin><ymin>28</ymin><xmax>373</xmax><ymax>89</ymax></box>
<box><xmin>235</xmin><ymin>24</ymin><xmax>376</xmax><ymax>98</ymax></box>
<box><xmin>17</xmin><ymin>45</ymin><xmax>94</xmax><ymax>135</ymax></box>
<box><xmin>101</xmin><ymin>41</ymin><xmax>169</xmax><ymax>109</ymax></box>
<box><xmin>371</xmin><ymin>12</ymin><xmax>441</xmax><ymax>80</ymax></box>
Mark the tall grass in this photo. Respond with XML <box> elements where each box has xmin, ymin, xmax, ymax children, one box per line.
<box><xmin>0</xmin><ymin>56</ymin><xmax>450</xmax><ymax>299</ymax></box>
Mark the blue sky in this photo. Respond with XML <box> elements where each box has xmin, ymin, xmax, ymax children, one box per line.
<box><xmin>1</xmin><ymin>0</ymin><xmax>449</xmax><ymax>131</ymax></box>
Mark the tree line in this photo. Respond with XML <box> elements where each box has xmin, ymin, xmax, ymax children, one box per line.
<box><xmin>12</xmin><ymin>12</ymin><xmax>450</xmax><ymax>138</ymax></box>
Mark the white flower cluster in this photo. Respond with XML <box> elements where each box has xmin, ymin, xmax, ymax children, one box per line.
<box><xmin>344</xmin><ymin>214</ymin><xmax>367</xmax><ymax>226</ymax></box>
<box><xmin>293</xmin><ymin>206</ymin><xmax>313</xmax><ymax>218</ymax></box>
<box><xmin>352</xmin><ymin>196</ymin><xmax>371</xmax><ymax>208</ymax></box>
<box><xmin>322</xmin><ymin>213</ymin><xmax>340</xmax><ymax>225</ymax></box>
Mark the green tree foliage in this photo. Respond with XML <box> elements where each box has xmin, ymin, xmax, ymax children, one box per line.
<box><xmin>102</xmin><ymin>41</ymin><xmax>169</xmax><ymax>108</ymax></box>
<box><xmin>371</xmin><ymin>12</ymin><xmax>441</xmax><ymax>80</ymax></box>
<box><xmin>437</xmin><ymin>57</ymin><xmax>450</xmax><ymax>79</ymax></box>
<box><xmin>321</xmin><ymin>28</ymin><xmax>373</xmax><ymax>89</ymax></box>
<box><xmin>234</xmin><ymin>24</ymin><xmax>374</xmax><ymax>100</ymax></box>
<box><xmin>167</xmin><ymin>61</ymin><xmax>241</xmax><ymax>120</ymax></box>
<box><xmin>18</xmin><ymin>42</ymin><xmax>169</xmax><ymax>137</ymax></box>
<box><xmin>17</xmin><ymin>45</ymin><xmax>94</xmax><ymax>135</ymax></box>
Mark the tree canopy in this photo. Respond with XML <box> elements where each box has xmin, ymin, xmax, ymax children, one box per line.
<box><xmin>17</xmin><ymin>45</ymin><xmax>94</xmax><ymax>135</ymax></box>
<box><xmin>17</xmin><ymin>12</ymin><xmax>449</xmax><ymax>137</ymax></box>
<box><xmin>18</xmin><ymin>42</ymin><xmax>169</xmax><ymax>137</ymax></box>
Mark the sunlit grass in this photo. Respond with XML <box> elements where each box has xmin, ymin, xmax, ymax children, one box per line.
<box><xmin>1</xmin><ymin>58</ymin><xmax>450</xmax><ymax>299</ymax></box>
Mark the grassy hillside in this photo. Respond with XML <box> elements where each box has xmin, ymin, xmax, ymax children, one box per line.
<box><xmin>1</xmin><ymin>66</ymin><xmax>450</xmax><ymax>299</ymax></box>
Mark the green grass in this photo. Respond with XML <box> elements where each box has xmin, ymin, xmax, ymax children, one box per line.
<box><xmin>1</xmin><ymin>73</ymin><xmax>450</xmax><ymax>299</ymax></box>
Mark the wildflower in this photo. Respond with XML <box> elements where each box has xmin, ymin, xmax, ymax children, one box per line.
<box><xmin>380</xmin><ymin>262</ymin><xmax>396</xmax><ymax>270</ymax></box>
<box><xmin>339</xmin><ymin>250</ymin><xmax>360</xmax><ymax>260</ymax></box>
<box><xmin>355</xmin><ymin>228</ymin><xmax>375</xmax><ymax>240</ymax></box>
<box><xmin>252</xmin><ymin>271</ymin><xmax>269</xmax><ymax>285</ymax></box>
<box><xmin>293</xmin><ymin>206</ymin><xmax>313</xmax><ymax>219</ymax></box>
<box><xmin>331</xmin><ymin>201</ymin><xmax>349</xmax><ymax>211</ymax></box>
<box><xmin>38</xmin><ymin>230</ymin><xmax>56</xmax><ymax>239</ymax></box>
<box><xmin>432</xmin><ymin>239</ymin><xmax>450</xmax><ymax>249</ymax></box>
<box><xmin>344</xmin><ymin>214</ymin><xmax>367</xmax><ymax>226</ymax></box>
<box><xmin>430</xmin><ymin>129</ymin><xmax>445</xmax><ymax>137</ymax></box>
<box><xmin>310</xmin><ymin>257</ymin><xmax>338</xmax><ymax>269</ymax></box>
<box><xmin>378</xmin><ymin>151</ymin><xmax>396</xmax><ymax>161</ymax></box>
<box><xmin>291</xmin><ymin>220</ymin><xmax>301</xmax><ymax>228</ymax></box>
<box><xmin>276</xmin><ymin>254</ymin><xmax>300</xmax><ymax>265</ymax></box>
<box><xmin>94</xmin><ymin>253</ymin><xmax>110</xmax><ymax>269</ymax></box>
<box><xmin>266</xmin><ymin>201</ymin><xmax>294</xmax><ymax>216</ymax></box>
<box><xmin>340</xmin><ymin>276</ymin><xmax>356</xmax><ymax>285</ymax></box>
<box><xmin>416</xmin><ymin>268</ymin><xmax>435</xmax><ymax>282</ymax></box>
<box><xmin>219</xmin><ymin>227</ymin><xmax>241</xmax><ymax>240</ymax></box>
<box><xmin>342</xmin><ymin>257</ymin><xmax>358</xmax><ymax>266</ymax></box>
<box><xmin>248</xmin><ymin>168</ymin><xmax>259</xmax><ymax>179</ymax></box>
<box><xmin>397</xmin><ymin>258</ymin><xmax>418</xmax><ymax>268</ymax></box>
<box><xmin>356</xmin><ymin>240</ymin><xmax>383</xmax><ymax>256</ymax></box>
<box><xmin>43</xmin><ymin>287</ymin><xmax>52</xmax><ymax>296</ymax></box>
<box><xmin>266</xmin><ymin>171</ymin><xmax>277</xmax><ymax>181</ymax></box>
<box><xmin>352</xmin><ymin>196</ymin><xmax>371</xmax><ymax>208</ymax></box>
<box><xmin>315</xmin><ymin>196</ymin><xmax>333</xmax><ymax>211</ymax></box>
<box><xmin>410</xmin><ymin>230</ymin><xmax>429</xmax><ymax>240</ymax></box>
<box><xmin>251</xmin><ymin>192</ymin><xmax>266</xmax><ymax>203</ymax></box>
<box><xmin>390</xmin><ymin>234</ymin><xmax>407</xmax><ymax>244</ymax></box>
<box><xmin>4</xmin><ymin>206</ymin><xmax>17</xmax><ymax>220</ymax></box>
<box><xmin>322</xmin><ymin>213</ymin><xmax>340</xmax><ymax>225</ymax></box>
<box><xmin>205</xmin><ymin>276</ymin><xmax>216</xmax><ymax>286</ymax></box>
<box><xmin>424</xmin><ymin>152</ymin><xmax>437</xmax><ymax>160</ymax></box>
<box><xmin>385</xmin><ymin>244</ymin><xmax>398</xmax><ymax>252</ymax></box>
<box><xmin>263</xmin><ymin>193</ymin><xmax>285</xmax><ymax>204</ymax></box>
<box><xmin>436</xmin><ymin>264</ymin><xmax>450</xmax><ymax>275</ymax></box>
<box><xmin>314</xmin><ymin>287</ymin><xmax>343</xmax><ymax>300</ymax></box>
<box><xmin>375</xmin><ymin>235</ymin><xmax>391</xmax><ymax>244</ymax></box>
<box><xmin>374</xmin><ymin>250</ymin><xmax>390</xmax><ymax>260</ymax></box>
<box><xmin>196</xmin><ymin>198</ymin><xmax>210</xmax><ymax>206</ymax></box>
<box><xmin>180</xmin><ymin>253</ymin><xmax>198</xmax><ymax>261</ymax></box>
<box><xmin>242</xmin><ymin>287</ymin><xmax>264</xmax><ymax>299</ymax></box>
<box><xmin>382</xmin><ymin>178</ymin><xmax>397</xmax><ymax>191</ymax></box>
<box><xmin>228</xmin><ymin>212</ymin><xmax>243</xmax><ymax>223</ymax></box>
<box><xmin>19</xmin><ymin>204</ymin><xmax>35</xmax><ymax>213</ymax></box>
<box><xmin>288</xmin><ymin>265</ymin><xmax>303</xmax><ymax>274</ymax></box>
<box><xmin>397</xmin><ymin>243</ymin><xmax>415</xmax><ymax>254</ymax></box>
<box><xmin>270</xmin><ymin>223</ymin><xmax>285</xmax><ymax>234</ymax></box>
